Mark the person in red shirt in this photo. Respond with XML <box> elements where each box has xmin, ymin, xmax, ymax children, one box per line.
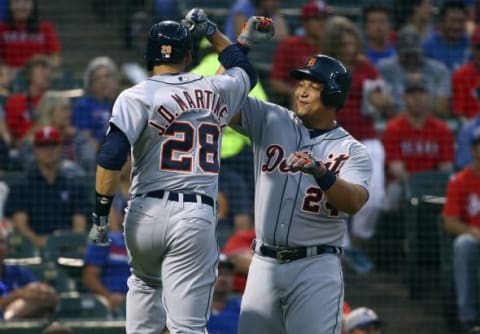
<box><xmin>442</xmin><ymin>128</ymin><xmax>480</xmax><ymax>333</ymax></box>
<box><xmin>269</xmin><ymin>0</ymin><xmax>330</xmax><ymax>108</ymax></box>
<box><xmin>222</xmin><ymin>228</ymin><xmax>255</xmax><ymax>294</ymax></box>
<box><xmin>4</xmin><ymin>56</ymin><xmax>52</xmax><ymax>147</ymax></box>
<box><xmin>321</xmin><ymin>16</ymin><xmax>393</xmax><ymax>273</ymax></box>
<box><xmin>383</xmin><ymin>73</ymin><xmax>454</xmax><ymax>210</ymax></box>
<box><xmin>0</xmin><ymin>0</ymin><xmax>61</xmax><ymax>79</ymax></box>
<box><xmin>452</xmin><ymin>28</ymin><xmax>480</xmax><ymax>123</ymax></box>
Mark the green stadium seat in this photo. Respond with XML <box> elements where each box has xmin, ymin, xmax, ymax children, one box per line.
<box><xmin>28</xmin><ymin>262</ymin><xmax>77</xmax><ymax>293</ymax></box>
<box><xmin>43</xmin><ymin>231</ymin><xmax>88</xmax><ymax>265</ymax></box>
<box><xmin>55</xmin><ymin>292</ymin><xmax>112</xmax><ymax>320</ymax></box>
<box><xmin>404</xmin><ymin>170</ymin><xmax>451</xmax><ymax>299</ymax></box>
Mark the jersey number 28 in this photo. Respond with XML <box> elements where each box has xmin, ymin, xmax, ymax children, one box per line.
<box><xmin>161</xmin><ymin>121</ymin><xmax>220</xmax><ymax>173</ymax></box>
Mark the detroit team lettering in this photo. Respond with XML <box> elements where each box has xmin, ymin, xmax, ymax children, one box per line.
<box><xmin>149</xmin><ymin>89</ymin><xmax>228</xmax><ymax>135</ymax></box>
<box><xmin>261</xmin><ymin>145</ymin><xmax>349</xmax><ymax>174</ymax></box>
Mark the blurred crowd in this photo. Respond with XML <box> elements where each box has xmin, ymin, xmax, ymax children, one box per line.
<box><xmin>0</xmin><ymin>0</ymin><xmax>480</xmax><ymax>333</ymax></box>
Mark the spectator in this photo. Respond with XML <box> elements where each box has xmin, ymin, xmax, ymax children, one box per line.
<box><xmin>4</xmin><ymin>126</ymin><xmax>90</xmax><ymax>248</ymax></box>
<box><xmin>392</xmin><ymin>0</ymin><xmax>434</xmax><ymax>42</ymax></box>
<box><xmin>379</xmin><ymin>25</ymin><xmax>451</xmax><ymax>116</ymax></box>
<box><xmin>452</xmin><ymin>28</ymin><xmax>480</xmax><ymax>123</ymax></box>
<box><xmin>456</xmin><ymin>115</ymin><xmax>480</xmax><ymax>170</ymax></box>
<box><xmin>221</xmin><ymin>205</ymin><xmax>255</xmax><ymax>294</ymax></box>
<box><xmin>72</xmin><ymin>56</ymin><xmax>120</xmax><ymax>150</ymax></box>
<box><xmin>362</xmin><ymin>3</ymin><xmax>397</xmax><ymax>66</ymax></box>
<box><xmin>422</xmin><ymin>0</ymin><xmax>470</xmax><ymax>72</ymax></box>
<box><xmin>344</xmin><ymin>306</ymin><xmax>383</xmax><ymax>334</ymax></box>
<box><xmin>322</xmin><ymin>16</ymin><xmax>392</xmax><ymax>273</ymax></box>
<box><xmin>18</xmin><ymin>92</ymin><xmax>96</xmax><ymax>173</ymax></box>
<box><xmin>0</xmin><ymin>106</ymin><xmax>10</xmax><ymax>169</ymax></box>
<box><xmin>206</xmin><ymin>254</ymin><xmax>241</xmax><ymax>334</ymax></box>
<box><xmin>0</xmin><ymin>227</ymin><xmax>58</xmax><ymax>321</ymax></box>
<box><xmin>4</xmin><ymin>55</ymin><xmax>53</xmax><ymax>148</ymax></box>
<box><xmin>382</xmin><ymin>74</ymin><xmax>454</xmax><ymax>211</ymax></box>
<box><xmin>270</xmin><ymin>0</ymin><xmax>330</xmax><ymax>108</ymax></box>
<box><xmin>0</xmin><ymin>61</ymin><xmax>10</xmax><ymax>106</ymax></box>
<box><xmin>224</xmin><ymin>0</ymin><xmax>288</xmax><ymax>43</ymax></box>
<box><xmin>0</xmin><ymin>0</ymin><xmax>61</xmax><ymax>80</ymax></box>
<box><xmin>82</xmin><ymin>205</ymin><xmax>129</xmax><ymax>312</ymax></box>
<box><xmin>442</xmin><ymin>127</ymin><xmax>480</xmax><ymax>334</ymax></box>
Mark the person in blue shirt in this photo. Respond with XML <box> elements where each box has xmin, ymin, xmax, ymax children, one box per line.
<box><xmin>455</xmin><ymin>117</ymin><xmax>480</xmax><ymax>170</ymax></box>
<box><xmin>206</xmin><ymin>255</ymin><xmax>241</xmax><ymax>334</ymax></box>
<box><xmin>362</xmin><ymin>3</ymin><xmax>397</xmax><ymax>66</ymax></box>
<box><xmin>82</xmin><ymin>196</ymin><xmax>129</xmax><ymax>313</ymax></box>
<box><xmin>422</xmin><ymin>0</ymin><xmax>470</xmax><ymax>71</ymax></box>
<box><xmin>0</xmin><ymin>227</ymin><xmax>57</xmax><ymax>320</ymax></box>
<box><xmin>72</xmin><ymin>56</ymin><xmax>121</xmax><ymax>150</ymax></box>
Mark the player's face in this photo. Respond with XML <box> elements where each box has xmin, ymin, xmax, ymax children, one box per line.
<box><xmin>294</xmin><ymin>79</ymin><xmax>325</xmax><ymax>121</ymax></box>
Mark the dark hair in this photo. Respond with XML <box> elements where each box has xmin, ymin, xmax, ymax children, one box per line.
<box><xmin>363</xmin><ymin>2</ymin><xmax>391</xmax><ymax>22</ymax></box>
<box><xmin>7</xmin><ymin>0</ymin><xmax>40</xmax><ymax>32</ymax></box>
<box><xmin>438</xmin><ymin>0</ymin><xmax>467</xmax><ymax>20</ymax></box>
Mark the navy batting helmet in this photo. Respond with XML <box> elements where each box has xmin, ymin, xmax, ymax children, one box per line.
<box><xmin>291</xmin><ymin>55</ymin><xmax>352</xmax><ymax>110</ymax></box>
<box><xmin>145</xmin><ymin>20</ymin><xmax>192</xmax><ymax>70</ymax></box>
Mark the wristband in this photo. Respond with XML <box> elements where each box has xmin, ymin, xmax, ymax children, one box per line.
<box><xmin>314</xmin><ymin>169</ymin><xmax>337</xmax><ymax>191</ymax></box>
<box><xmin>94</xmin><ymin>192</ymin><xmax>114</xmax><ymax>217</ymax></box>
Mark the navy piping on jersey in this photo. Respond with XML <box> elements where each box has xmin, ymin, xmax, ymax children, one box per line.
<box><xmin>272</xmin><ymin>127</ymin><xmax>304</xmax><ymax>246</ymax></box>
<box><xmin>332</xmin><ymin>257</ymin><xmax>344</xmax><ymax>334</ymax></box>
<box><xmin>97</xmin><ymin>124</ymin><xmax>131</xmax><ymax>171</ymax></box>
<box><xmin>147</xmin><ymin>75</ymin><xmax>204</xmax><ymax>85</ymax></box>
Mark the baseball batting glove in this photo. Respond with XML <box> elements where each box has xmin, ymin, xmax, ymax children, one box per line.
<box><xmin>89</xmin><ymin>213</ymin><xmax>111</xmax><ymax>247</ymax></box>
<box><xmin>237</xmin><ymin>16</ymin><xmax>275</xmax><ymax>48</ymax></box>
<box><xmin>182</xmin><ymin>8</ymin><xmax>217</xmax><ymax>38</ymax></box>
<box><xmin>286</xmin><ymin>151</ymin><xmax>327</xmax><ymax>178</ymax></box>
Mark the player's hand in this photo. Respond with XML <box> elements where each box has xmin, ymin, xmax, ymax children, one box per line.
<box><xmin>89</xmin><ymin>213</ymin><xmax>111</xmax><ymax>247</ymax></box>
<box><xmin>237</xmin><ymin>16</ymin><xmax>275</xmax><ymax>48</ymax></box>
<box><xmin>182</xmin><ymin>8</ymin><xmax>217</xmax><ymax>38</ymax></box>
<box><xmin>286</xmin><ymin>151</ymin><xmax>326</xmax><ymax>178</ymax></box>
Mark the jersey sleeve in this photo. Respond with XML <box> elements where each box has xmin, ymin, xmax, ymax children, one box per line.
<box><xmin>442</xmin><ymin>175</ymin><xmax>463</xmax><ymax>217</ymax></box>
<box><xmin>339</xmin><ymin>142</ymin><xmax>373</xmax><ymax>191</ymax></box>
<box><xmin>109</xmin><ymin>88</ymin><xmax>149</xmax><ymax>145</ymax></box>
<box><xmin>84</xmin><ymin>243</ymin><xmax>109</xmax><ymax>266</ymax></box>
<box><xmin>209</xmin><ymin>67</ymin><xmax>250</xmax><ymax>123</ymax></box>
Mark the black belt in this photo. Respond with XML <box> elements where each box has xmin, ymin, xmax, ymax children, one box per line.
<box><xmin>252</xmin><ymin>240</ymin><xmax>343</xmax><ymax>263</ymax></box>
<box><xmin>137</xmin><ymin>190</ymin><xmax>215</xmax><ymax>208</ymax></box>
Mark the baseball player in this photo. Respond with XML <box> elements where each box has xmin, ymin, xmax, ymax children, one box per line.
<box><xmin>230</xmin><ymin>55</ymin><xmax>373</xmax><ymax>333</ymax></box>
<box><xmin>87</xmin><ymin>11</ymin><xmax>273</xmax><ymax>334</ymax></box>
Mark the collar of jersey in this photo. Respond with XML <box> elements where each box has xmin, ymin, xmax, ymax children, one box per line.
<box><xmin>308</xmin><ymin>125</ymin><xmax>339</xmax><ymax>139</ymax></box>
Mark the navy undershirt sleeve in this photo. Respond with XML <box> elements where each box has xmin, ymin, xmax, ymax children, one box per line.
<box><xmin>218</xmin><ymin>43</ymin><xmax>257</xmax><ymax>90</ymax></box>
<box><xmin>97</xmin><ymin>124</ymin><xmax>131</xmax><ymax>170</ymax></box>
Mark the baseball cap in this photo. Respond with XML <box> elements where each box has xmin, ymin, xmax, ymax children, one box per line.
<box><xmin>300</xmin><ymin>1</ymin><xmax>330</xmax><ymax>21</ymax></box>
<box><xmin>34</xmin><ymin>126</ymin><xmax>62</xmax><ymax>146</ymax></box>
<box><xmin>218</xmin><ymin>254</ymin><xmax>234</xmax><ymax>271</ymax></box>
<box><xmin>344</xmin><ymin>307</ymin><xmax>382</xmax><ymax>331</ymax></box>
<box><xmin>404</xmin><ymin>72</ymin><xmax>427</xmax><ymax>92</ymax></box>
<box><xmin>396</xmin><ymin>26</ymin><xmax>421</xmax><ymax>55</ymax></box>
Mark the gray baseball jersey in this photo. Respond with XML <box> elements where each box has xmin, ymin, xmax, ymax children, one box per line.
<box><xmin>236</xmin><ymin>97</ymin><xmax>373</xmax><ymax>334</ymax></box>
<box><xmin>112</xmin><ymin>68</ymin><xmax>250</xmax><ymax>334</ymax></box>
<box><xmin>110</xmin><ymin>69</ymin><xmax>250</xmax><ymax>198</ymax></box>
<box><xmin>238</xmin><ymin>97</ymin><xmax>372</xmax><ymax>247</ymax></box>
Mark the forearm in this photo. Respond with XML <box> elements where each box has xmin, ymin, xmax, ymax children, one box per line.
<box><xmin>270</xmin><ymin>79</ymin><xmax>294</xmax><ymax>96</ymax></box>
<box><xmin>12</xmin><ymin>213</ymin><xmax>46</xmax><ymax>248</ymax></box>
<box><xmin>323</xmin><ymin>179</ymin><xmax>369</xmax><ymax>215</ymax></box>
<box><xmin>83</xmin><ymin>269</ymin><xmax>110</xmax><ymax>298</ymax></box>
<box><xmin>72</xmin><ymin>214</ymin><xmax>87</xmax><ymax>233</ymax></box>
<box><xmin>207</xmin><ymin>30</ymin><xmax>232</xmax><ymax>54</ymax></box>
<box><xmin>444</xmin><ymin>216</ymin><xmax>471</xmax><ymax>235</ymax></box>
<box><xmin>95</xmin><ymin>166</ymin><xmax>120</xmax><ymax>196</ymax></box>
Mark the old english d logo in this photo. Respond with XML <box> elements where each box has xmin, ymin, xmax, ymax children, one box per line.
<box><xmin>307</xmin><ymin>57</ymin><xmax>316</xmax><ymax>67</ymax></box>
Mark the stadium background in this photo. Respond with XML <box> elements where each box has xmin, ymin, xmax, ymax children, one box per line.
<box><xmin>0</xmin><ymin>0</ymin><xmax>476</xmax><ymax>333</ymax></box>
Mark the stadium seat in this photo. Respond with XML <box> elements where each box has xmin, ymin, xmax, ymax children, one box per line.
<box><xmin>5</xmin><ymin>232</ymin><xmax>41</xmax><ymax>264</ymax></box>
<box><xmin>28</xmin><ymin>262</ymin><xmax>77</xmax><ymax>293</ymax></box>
<box><xmin>43</xmin><ymin>231</ymin><xmax>88</xmax><ymax>265</ymax></box>
<box><xmin>55</xmin><ymin>292</ymin><xmax>112</xmax><ymax>320</ymax></box>
<box><xmin>403</xmin><ymin>170</ymin><xmax>451</xmax><ymax>299</ymax></box>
